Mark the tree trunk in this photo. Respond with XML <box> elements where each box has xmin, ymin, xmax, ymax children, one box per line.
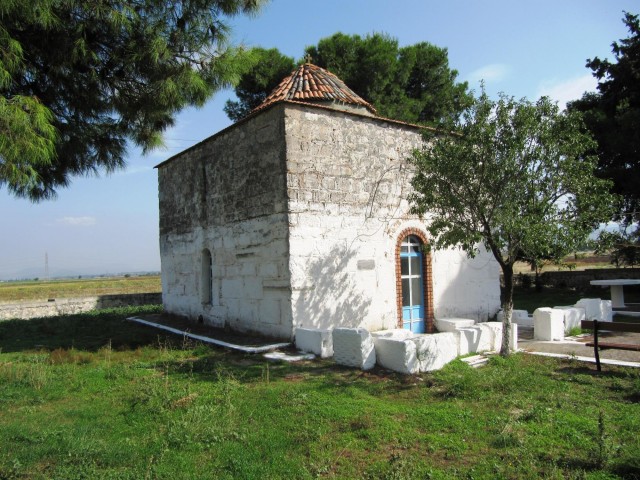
<box><xmin>500</xmin><ymin>264</ymin><xmax>514</xmax><ymax>356</ymax></box>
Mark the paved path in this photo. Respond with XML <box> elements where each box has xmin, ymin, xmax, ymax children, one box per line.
<box><xmin>518</xmin><ymin>327</ymin><xmax>640</xmax><ymax>367</ymax></box>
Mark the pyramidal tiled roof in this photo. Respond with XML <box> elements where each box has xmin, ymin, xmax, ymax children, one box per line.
<box><xmin>251</xmin><ymin>63</ymin><xmax>377</xmax><ymax>115</ymax></box>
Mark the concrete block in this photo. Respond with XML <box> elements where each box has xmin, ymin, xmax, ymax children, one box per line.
<box><xmin>575</xmin><ymin>298</ymin><xmax>612</xmax><ymax>322</ymax></box>
<box><xmin>295</xmin><ymin>328</ymin><xmax>333</xmax><ymax>358</ymax></box>
<box><xmin>411</xmin><ymin>332</ymin><xmax>459</xmax><ymax>372</ymax></box>
<box><xmin>483</xmin><ymin>321</ymin><xmax>518</xmax><ymax>352</ymax></box>
<box><xmin>485</xmin><ymin>322</ymin><xmax>503</xmax><ymax>352</ymax></box>
<box><xmin>371</xmin><ymin>329</ymin><xmax>415</xmax><ymax>341</ymax></box>
<box><xmin>553</xmin><ymin>306</ymin><xmax>586</xmax><ymax>333</ymax></box>
<box><xmin>373</xmin><ymin>337</ymin><xmax>418</xmax><ymax>374</ymax></box>
<box><xmin>458</xmin><ymin>324</ymin><xmax>494</xmax><ymax>355</ymax></box>
<box><xmin>332</xmin><ymin>328</ymin><xmax>376</xmax><ymax>370</ymax></box>
<box><xmin>602</xmin><ymin>300</ymin><xmax>613</xmax><ymax>322</ymax></box>
<box><xmin>533</xmin><ymin>308</ymin><xmax>565</xmax><ymax>341</ymax></box>
<box><xmin>435</xmin><ymin>317</ymin><xmax>475</xmax><ymax>332</ymax></box>
<box><xmin>497</xmin><ymin>309</ymin><xmax>532</xmax><ymax>327</ymax></box>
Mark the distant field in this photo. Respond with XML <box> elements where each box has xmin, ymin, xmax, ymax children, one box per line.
<box><xmin>0</xmin><ymin>275</ymin><xmax>162</xmax><ymax>302</ymax></box>
<box><xmin>513</xmin><ymin>253</ymin><xmax>612</xmax><ymax>274</ymax></box>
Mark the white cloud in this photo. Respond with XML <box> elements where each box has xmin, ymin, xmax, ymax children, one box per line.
<box><xmin>537</xmin><ymin>74</ymin><xmax>598</xmax><ymax>109</ymax></box>
<box><xmin>57</xmin><ymin>216</ymin><xmax>97</xmax><ymax>227</ymax></box>
<box><xmin>466</xmin><ymin>64</ymin><xmax>511</xmax><ymax>85</ymax></box>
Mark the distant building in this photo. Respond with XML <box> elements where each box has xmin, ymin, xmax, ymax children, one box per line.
<box><xmin>156</xmin><ymin>63</ymin><xmax>500</xmax><ymax>339</ymax></box>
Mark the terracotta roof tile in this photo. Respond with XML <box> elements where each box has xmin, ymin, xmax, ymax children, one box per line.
<box><xmin>251</xmin><ymin>63</ymin><xmax>377</xmax><ymax>115</ymax></box>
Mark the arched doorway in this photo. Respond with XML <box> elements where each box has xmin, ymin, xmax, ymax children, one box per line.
<box><xmin>400</xmin><ymin>235</ymin><xmax>425</xmax><ymax>333</ymax></box>
<box><xmin>395</xmin><ymin>229</ymin><xmax>434</xmax><ymax>333</ymax></box>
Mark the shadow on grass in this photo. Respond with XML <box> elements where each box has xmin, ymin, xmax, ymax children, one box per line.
<box><xmin>0</xmin><ymin>305</ymin><xmax>171</xmax><ymax>353</ymax></box>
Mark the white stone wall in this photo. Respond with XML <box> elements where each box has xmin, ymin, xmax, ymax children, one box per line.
<box><xmin>160</xmin><ymin>217</ymin><xmax>292</xmax><ymax>338</ymax></box>
<box><xmin>158</xmin><ymin>102</ymin><xmax>501</xmax><ymax>339</ymax></box>
<box><xmin>283</xmin><ymin>105</ymin><xmax>501</xmax><ymax>332</ymax></box>
<box><xmin>431</xmin><ymin>247</ymin><xmax>501</xmax><ymax>322</ymax></box>
<box><xmin>158</xmin><ymin>107</ymin><xmax>293</xmax><ymax>338</ymax></box>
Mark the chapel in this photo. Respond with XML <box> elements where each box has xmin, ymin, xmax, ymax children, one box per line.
<box><xmin>156</xmin><ymin>63</ymin><xmax>500</xmax><ymax>339</ymax></box>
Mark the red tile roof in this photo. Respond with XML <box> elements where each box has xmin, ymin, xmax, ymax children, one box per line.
<box><xmin>251</xmin><ymin>63</ymin><xmax>377</xmax><ymax>115</ymax></box>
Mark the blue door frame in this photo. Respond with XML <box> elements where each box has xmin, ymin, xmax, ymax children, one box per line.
<box><xmin>400</xmin><ymin>235</ymin><xmax>425</xmax><ymax>333</ymax></box>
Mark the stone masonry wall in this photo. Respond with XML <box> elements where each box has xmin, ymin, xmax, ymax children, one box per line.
<box><xmin>158</xmin><ymin>107</ymin><xmax>293</xmax><ymax>338</ymax></box>
<box><xmin>283</xmin><ymin>105</ymin><xmax>501</xmax><ymax>331</ymax></box>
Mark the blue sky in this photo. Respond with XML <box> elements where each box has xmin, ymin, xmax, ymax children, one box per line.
<box><xmin>0</xmin><ymin>0</ymin><xmax>636</xmax><ymax>280</ymax></box>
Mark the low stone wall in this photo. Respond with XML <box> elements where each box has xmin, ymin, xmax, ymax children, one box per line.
<box><xmin>0</xmin><ymin>293</ymin><xmax>162</xmax><ymax>321</ymax></box>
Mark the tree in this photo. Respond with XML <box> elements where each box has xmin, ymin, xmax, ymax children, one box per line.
<box><xmin>224</xmin><ymin>32</ymin><xmax>472</xmax><ymax>126</ymax></box>
<box><xmin>409</xmin><ymin>91</ymin><xmax>614</xmax><ymax>356</ymax></box>
<box><xmin>568</xmin><ymin>12</ymin><xmax>640</xmax><ymax>225</ymax></box>
<box><xmin>595</xmin><ymin>228</ymin><xmax>640</xmax><ymax>267</ymax></box>
<box><xmin>1</xmin><ymin>0</ymin><xmax>263</xmax><ymax>201</ymax></box>
<box><xmin>224</xmin><ymin>48</ymin><xmax>295</xmax><ymax>122</ymax></box>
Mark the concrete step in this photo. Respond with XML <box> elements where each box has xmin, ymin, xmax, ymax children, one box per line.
<box><xmin>461</xmin><ymin>354</ymin><xmax>489</xmax><ymax>368</ymax></box>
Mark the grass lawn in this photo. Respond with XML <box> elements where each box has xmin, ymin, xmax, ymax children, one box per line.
<box><xmin>0</xmin><ymin>276</ymin><xmax>161</xmax><ymax>303</ymax></box>
<box><xmin>1</xmin><ymin>306</ymin><xmax>639</xmax><ymax>479</ymax></box>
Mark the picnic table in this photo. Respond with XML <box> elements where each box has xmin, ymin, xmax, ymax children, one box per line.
<box><xmin>590</xmin><ymin>279</ymin><xmax>640</xmax><ymax>309</ymax></box>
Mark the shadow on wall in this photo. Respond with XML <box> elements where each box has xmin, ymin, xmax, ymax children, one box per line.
<box><xmin>294</xmin><ymin>243</ymin><xmax>372</xmax><ymax>330</ymax></box>
<box><xmin>433</xmin><ymin>249</ymin><xmax>500</xmax><ymax>322</ymax></box>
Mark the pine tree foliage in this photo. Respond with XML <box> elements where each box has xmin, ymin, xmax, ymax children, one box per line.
<box><xmin>224</xmin><ymin>33</ymin><xmax>472</xmax><ymax>126</ymax></box>
<box><xmin>224</xmin><ymin>47</ymin><xmax>295</xmax><ymax>121</ymax></box>
<box><xmin>0</xmin><ymin>0</ymin><xmax>263</xmax><ymax>200</ymax></box>
<box><xmin>410</xmin><ymin>91</ymin><xmax>615</xmax><ymax>355</ymax></box>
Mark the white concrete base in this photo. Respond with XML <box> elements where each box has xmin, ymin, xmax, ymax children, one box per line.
<box><xmin>533</xmin><ymin>308</ymin><xmax>565</xmax><ymax>341</ymax></box>
<box><xmin>368</xmin><ymin>320</ymin><xmax>518</xmax><ymax>374</ymax></box>
<box><xmin>295</xmin><ymin>327</ymin><xmax>333</xmax><ymax>358</ymax></box>
<box><xmin>371</xmin><ymin>329</ymin><xmax>416</xmax><ymax>341</ymax></box>
<box><xmin>575</xmin><ymin>298</ymin><xmax>613</xmax><ymax>322</ymax></box>
<box><xmin>553</xmin><ymin>306</ymin><xmax>586</xmax><ymax>333</ymax></box>
<box><xmin>497</xmin><ymin>309</ymin><xmax>532</xmax><ymax>327</ymax></box>
<box><xmin>373</xmin><ymin>337</ymin><xmax>418</xmax><ymax>374</ymax></box>
<box><xmin>332</xmin><ymin>328</ymin><xmax>376</xmax><ymax>370</ymax></box>
<box><xmin>412</xmin><ymin>332</ymin><xmax>459</xmax><ymax>372</ymax></box>
<box><xmin>435</xmin><ymin>317</ymin><xmax>475</xmax><ymax>332</ymax></box>
<box><xmin>458</xmin><ymin>324</ymin><xmax>493</xmax><ymax>355</ymax></box>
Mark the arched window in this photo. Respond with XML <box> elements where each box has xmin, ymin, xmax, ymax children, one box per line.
<box><xmin>201</xmin><ymin>249</ymin><xmax>212</xmax><ymax>305</ymax></box>
<box><xmin>395</xmin><ymin>229</ymin><xmax>434</xmax><ymax>333</ymax></box>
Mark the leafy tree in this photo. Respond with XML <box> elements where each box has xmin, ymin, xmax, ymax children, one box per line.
<box><xmin>224</xmin><ymin>32</ymin><xmax>472</xmax><ymax>126</ymax></box>
<box><xmin>224</xmin><ymin>47</ymin><xmax>295</xmax><ymax>122</ymax></box>
<box><xmin>1</xmin><ymin>0</ymin><xmax>263</xmax><ymax>200</ymax></box>
<box><xmin>568</xmin><ymin>12</ymin><xmax>640</xmax><ymax>224</ymax></box>
<box><xmin>595</xmin><ymin>228</ymin><xmax>640</xmax><ymax>267</ymax></box>
<box><xmin>409</xmin><ymin>91</ymin><xmax>614</xmax><ymax>355</ymax></box>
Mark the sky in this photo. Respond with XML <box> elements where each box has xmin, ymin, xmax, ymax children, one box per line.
<box><xmin>0</xmin><ymin>0</ymin><xmax>636</xmax><ymax>280</ymax></box>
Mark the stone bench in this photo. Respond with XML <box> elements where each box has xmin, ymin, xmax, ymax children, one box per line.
<box><xmin>295</xmin><ymin>327</ymin><xmax>333</xmax><ymax>358</ymax></box>
<box><xmin>332</xmin><ymin>327</ymin><xmax>376</xmax><ymax>370</ymax></box>
<box><xmin>435</xmin><ymin>317</ymin><xmax>475</xmax><ymax>332</ymax></box>
<box><xmin>533</xmin><ymin>308</ymin><xmax>565</xmax><ymax>341</ymax></box>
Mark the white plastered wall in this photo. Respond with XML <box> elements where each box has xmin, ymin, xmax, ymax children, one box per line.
<box><xmin>431</xmin><ymin>247</ymin><xmax>501</xmax><ymax>322</ymax></box>
<box><xmin>284</xmin><ymin>105</ymin><xmax>501</xmax><ymax>332</ymax></box>
<box><xmin>160</xmin><ymin>215</ymin><xmax>293</xmax><ymax>338</ymax></box>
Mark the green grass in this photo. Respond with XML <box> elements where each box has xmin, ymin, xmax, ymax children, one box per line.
<box><xmin>0</xmin><ymin>276</ymin><xmax>162</xmax><ymax>302</ymax></box>
<box><xmin>1</xmin><ymin>307</ymin><xmax>640</xmax><ymax>478</ymax></box>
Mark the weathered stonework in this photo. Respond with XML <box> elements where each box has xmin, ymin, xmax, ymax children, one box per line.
<box><xmin>157</xmin><ymin>102</ymin><xmax>500</xmax><ymax>339</ymax></box>
<box><xmin>0</xmin><ymin>293</ymin><xmax>162</xmax><ymax>321</ymax></box>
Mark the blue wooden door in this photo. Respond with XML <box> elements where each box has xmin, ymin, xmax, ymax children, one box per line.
<box><xmin>401</xmin><ymin>235</ymin><xmax>425</xmax><ymax>333</ymax></box>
